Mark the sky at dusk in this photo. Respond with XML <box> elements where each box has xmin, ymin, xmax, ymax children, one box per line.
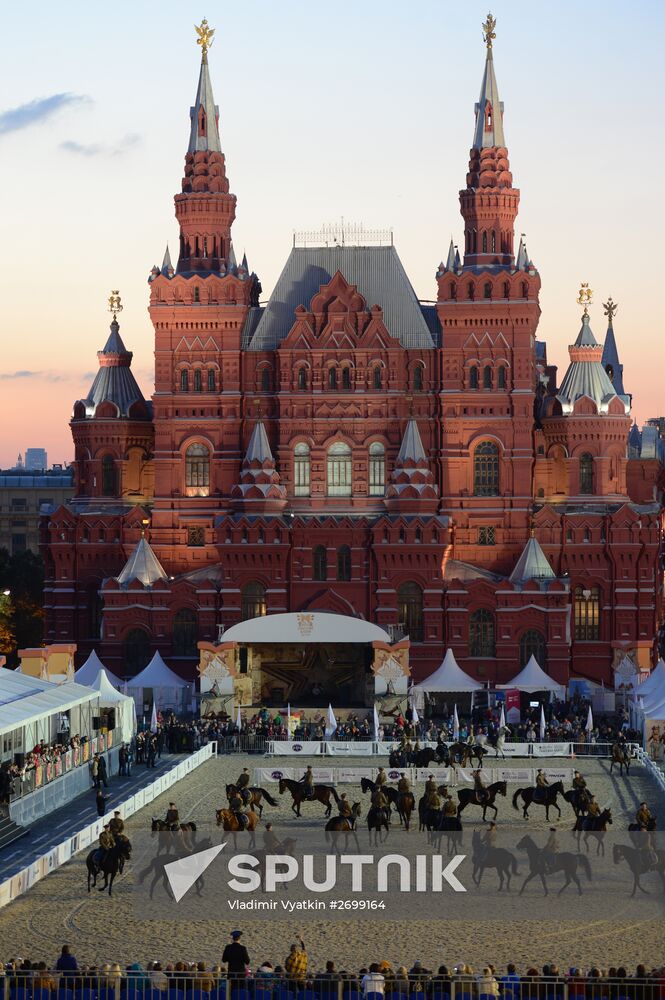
<box><xmin>0</xmin><ymin>0</ymin><xmax>663</xmax><ymax>468</ymax></box>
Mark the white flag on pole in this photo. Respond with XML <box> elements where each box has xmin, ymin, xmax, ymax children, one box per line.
<box><xmin>453</xmin><ymin>704</ymin><xmax>460</xmax><ymax>740</ymax></box>
<box><xmin>287</xmin><ymin>703</ymin><xmax>292</xmax><ymax>740</ymax></box>
<box><xmin>585</xmin><ymin>704</ymin><xmax>594</xmax><ymax>733</ymax></box>
<box><xmin>499</xmin><ymin>703</ymin><xmax>506</xmax><ymax>729</ymax></box>
<box><xmin>236</xmin><ymin>705</ymin><xmax>243</xmax><ymax>731</ymax></box>
<box><xmin>539</xmin><ymin>705</ymin><xmax>546</xmax><ymax>742</ymax></box>
<box><xmin>411</xmin><ymin>700</ymin><xmax>420</xmax><ymax>726</ymax></box>
<box><xmin>325</xmin><ymin>703</ymin><xmax>337</xmax><ymax>740</ymax></box>
<box><xmin>373</xmin><ymin>704</ymin><xmax>380</xmax><ymax>741</ymax></box>
<box><xmin>150</xmin><ymin>700</ymin><xmax>158</xmax><ymax>732</ymax></box>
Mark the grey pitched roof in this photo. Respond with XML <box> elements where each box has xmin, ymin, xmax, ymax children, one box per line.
<box><xmin>601</xmin><ymin>323</ymin><xmax>625</xmax><ymax>394</ymax></box>
<box><xmin>516</xmin><ymin>236</ymin><xmax>529</xmax><ymax>270</ymax></box>
<box><xmin>161</xmin><ymin>245</ymin><xmax>173</xmax><ymax>275</ymax></box>
<box><xmin>244</xmin><ymin>420</ymin><xmax>274</xmax><ymax>464</ymax></box>
<box><xmin>81</xmin><ymin>321</ymin><xmax>150</xmax><ymax>420</ymax></box>
<box><xmin>246</xmin><ymin>246</ymin><xmax>436</xmax><ymax>352</ymax></box>
<box><xmin>509</xmin><ymin>536</ymin><xmax>556</xmax><ymax>585</ymax></box>
<box><xmin>574</xmin><ymin>313</ymin><xmax>599</xmax><ymax>347</ymax></box>
<box><xmin>117</xmin><ymin>537</ymin><xmax>167</xmax><ymax>588</ymax></box>
<box><xmin>473</xmin><ymin>46</ymin><xmax>506</xmax><ymax>149</ymax></box>
<box><xmin>188</xmin><ymin>52</ymin><xmax>221</xmax><ymax>154</ymax></box>
<box><xmin>396</xmin><ymin>418</ymin><xmax>427</xmax><ymax>464</ymax></box>
<box><xmin>445</xmin><ymin>239</ymin><xmax>456</xmax><ymax>270</ymax></box>
<box><xmin>556</xmin><ymin>312</ymin><xmax>628</xmax><ymax>415</ymax></box>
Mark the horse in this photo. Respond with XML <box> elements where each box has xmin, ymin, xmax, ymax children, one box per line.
<box><xmin>151</xmin><ymin>818</ymin><xmax>197</xmax><ymax>854</ymax></box>
<box><xmin>226</xmin><ymin>783</ymin><xmax>278</xmax><ymax>817</ymax></box>
<box><xmin>325</xmin><ymin>803</ymin><xmax>362</xmax><ymax>853</ymax></box>
<box><xmin>488</xmin><ymin>726</ymin><xmax>511</xmax><ymax>760</ymax></box>
<box><xmin>360</xmin><ymin>777</ymin><xmax>400</xmax><ymax>813</ymax></box>
<box><xmin>516</xmin><ymin>834</ymin><xmax>592</xmax><ymax>896</ymax></box>
<box><xmin>137</xmin><ymin>836</ymin><xmax>214</xmax><ymax>900</ymax></box>
<box><xmin>563</xmin><ymin>788</ymin><xmax>592</xmax><ymax>818</ymax></box>
<box><xmin>449</xmin><ymin>741</ymin><xmax>487</xmax><ymax>768</ymax></box>
<box><xmin>613</xmin><ymin>842</ymin><xmax>665</xmax><ymax>896</ymax></box>
<box><xmin>418</xmin><ymin>786</ymin><xmax>452</xmax><ymax>831</ymax></box>
<box><xmin>413</xmin><ymin>746</ymin><xmax>450</xmax><ymax>769</ymax></box>
<box><xmin>629</xmin><ymin>817</ymin><xmax>657</xmax><ymax>849</ymax></box>
<box><xmin>512</xmin><ymin>780</ymin><xmax>564</xmax><ymax>821</ymax></box>
<box><xmin>367</xmin><ymin>805</ymin><xmax>391</xmax><ymax>845</ymax></box>
<box><xmin>457</xmin><ymin>780</ymin><xmax>507</xmax><ymax>821</ymax></box>
<box><xmin>86</xmin><ymin>837</ymin><xmax>132</xmax><ymax>896</ymax></box>
<box><xmin>396</xmin><ymin>791</ymin><xmax>416</xmax><ymax>831</ymax></box>
<box><xmin>610</xmin><ymin>743</ymin><xmax>631</xmax><ymax>776</ymax></box>
<box><xmin>254</xmin><ymin>836</ymin><xmax>298</xmax><ymax>892</ymax></box>
<box><xmin>573</xmin><ymin>808</ymin><xmax>612</xmax><ymax>855</ymax></box>
<box><xmin>471</xmin><ymin>830</ymin><xmax>519</xmax><ymax>891</ymax></box>
<box><xmin>278</xmin><ymin>778</ymin><xmax>340</xmax><ymax>818</ymax></box>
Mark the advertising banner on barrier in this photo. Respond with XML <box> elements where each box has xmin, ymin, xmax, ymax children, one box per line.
<box><xmin>415</xmin><ymin>768</ymin><xmax>452</xmax><ymax>784</ymax></box>
<box><xmin>496</xmin><ymin>767</ymin><xmax>534</xmax><ymax>784</ymax></box>
<box><xmin>270</xmin><ymin>741</ymin><xmax>322</xmax><ymax>756</ymax></box>
<box><xmin>375</xmin><ymin>742</ymin><xmax>397</xmax><ymax>755</ymax></box>
<box><xmin>532</xmin><ymin>742</ymin><xmax>571</xmax><ymax>757</ymax></box>
<box><xmin>311</xmin><ymin>768</ymin><xmax>335</xmax><ymax>782</ymax></box>
<box><xmin>326</xmin><ymin>742</ymin><xmax>374</xmax><ymax>756</ymax></box>
<box><xmin>454</xmin><ymin>768</ymin><xmax>477</xmax><ymax>784</ymax></box>
<box><xmin>335</xmin><ymin>768</ymin><xmax>376</xmax><ymax>784</ymax></box>
<box><xmin>496</xmin><ymin>742</ymin><xmax>532</xmax><ymax>757</ymax></box>
<box><xmin>543</xmin><ymin>769</ymin><xmax>573</xmax><ymax>783</ymax></box>
<box><xmin>254</xmin><ymin>767</ymin><xmax>295</xmax><ymax>783</ymax></box>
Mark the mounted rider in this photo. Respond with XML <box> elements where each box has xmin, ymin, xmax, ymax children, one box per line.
<box><xmin>543</xmin><ymin>827</ymin><xmax>558</xmax><ymax>872</ymax></box>
<box><xmin>301</xmin><ymin>766</ymin><xmax>315</xmax><ymax>800</ymax></box>
<box><xmin>338</xmin><ymin>793</ymin><xmax>353</xmax><ymax>819</ymax></box>
<box><xmin>482</xmin><ymin>820</ymin><xmax>497</xmax><ymax>850</ymax></box>
<box><xmin>572</xmin><ymin>770</ymin><xmax>587</xmax><ymax>792</ymax></box>
<box><xmin>636</xmin><ymin>802</ymin><xmax>654</xmax><ymax>829</ymax></box>
<box><xmin>534</xmin><ymin>769</ymin><xmax>549</xmax><ymax>803</ymax></box>
<box><xmin>427</xmin><ymin>788</ymin><xmax>442</xmax><ymax>811</ymax></box>
<box><xmin>164</xmin><ymin>802</ymin><xmax>180</xmax><ymax>831</ymax></box>
<box><xmin>97</xmin><ymin>824</ymin><xmax>115</xmax><ymax>866</ymax></box>
<box><xmin>236</xmin><ymin>767</ymin><xmax>252</xmax><ymax>805</ymax></box>
<box><xmin>473</xmin><ymin>768</ymin><xmax>489</xmax><ymax>804</ymax></box>
<box><xmin>371</xmin><ymin>786</ymin><xmax>389</xmax><ymax>810</ymax></box>
<box><xmin>443</xmin><ymin>793</ymin><xmax>458</xmax><ymax>818</ymax></box>
<box><xmin>424</xmin><ymin>775</ymin><xmax>438</xmax><ymax>800</ymax></box>
<box><xmin>109</xmin><ymin>811</ymin><xmax>125</xmax><ymax>837</ymax></box>
<box><xmin>397</xmin><ymin>773</ymin><xmax>411</xmax><ymax>795</ymax></box>
<box><xmin>229</xmin><ymin>789</ymin><xmax>249</xmax><ymax>830</ymax></box>
<box><xmin>586</xmin><ymin>795</ymin><xmax>601</xmax><ymax>818</ymax></box>
<box><xmin>375</xmin><ymin>767</ymin><xmax>387</xmax><ymax>787</ymax></box>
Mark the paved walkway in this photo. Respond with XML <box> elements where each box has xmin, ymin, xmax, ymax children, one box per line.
<box><xmin>0</xmin><ymin>753</ymin><xmax>188</xmax><ymax>883</ymax></box>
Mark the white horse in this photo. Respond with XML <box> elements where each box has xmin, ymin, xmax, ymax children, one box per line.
<box><xmin>493</xmin><ymin>725</ymin><xmax>511</xmax><ymax>759</ymax></box>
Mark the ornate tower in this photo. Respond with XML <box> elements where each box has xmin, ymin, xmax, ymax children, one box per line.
<box><xmin>436</xmin><ymin>14</ymin><xmax>541</xmax><ymax>575</ymax></box>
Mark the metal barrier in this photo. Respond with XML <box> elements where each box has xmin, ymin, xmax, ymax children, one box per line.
<box><xmin>2</xmin><ymin>974</ymin><xmax>665</xmax><ymax>1000</ymax></box>
<box><xmin>215</xmin><ymin>735</ymin><xmax>268</xmax><ymax>755</ymax></box>
<box><xmin>266</xmin><ymin>740</ymin><xmax>639</xmax><ymax>758</ymax></box>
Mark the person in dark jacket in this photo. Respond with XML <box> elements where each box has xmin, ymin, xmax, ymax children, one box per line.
<box><xmin>55</xmin><ymin>945</ymin><xmax>79</xmax><ymax>972</ymax></box>
<box><xmin>96</xmin><ymin>788</ymin><xmax>109</xmax><ymax>817</ymax></box>
<box><xmin>98</xmin><ymin>753</ymin><xmax>109</xmax><ymax>788</ymax></box>
<box><xmin>222</xmin><ymin>931</ymin><xmax>250</xmax><ymax>979</ymax></box>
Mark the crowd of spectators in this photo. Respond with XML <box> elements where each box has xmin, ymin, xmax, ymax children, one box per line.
<box><xmin>0</xmin><ymin>734</ymin><xmax>91</xmax><ymax>807</ymax></box>
<box><xmin>3</xmin><ymin>946</ymin><xmax>665</xmax><ymax>999</ymax></box>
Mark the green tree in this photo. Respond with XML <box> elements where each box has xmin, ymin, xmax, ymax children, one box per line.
<box><xmin>0</xmin><ymin>549</ymin><xmax>44</xmax><ymax>667</ymax></box>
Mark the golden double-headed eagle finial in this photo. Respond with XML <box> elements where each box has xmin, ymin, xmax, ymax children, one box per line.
<box><xmin>195</xmin><ymin>18</ymin><xmax>215</xmax><ymax>55</ymax></box>
<box><xmin>482</xmin><ymin>12</ymin><xmax>497</xmax><ymax>49</ymax></box>
<box><xmin>108</xmin><ymin>290</ymin><xmax>123</xmax><ymax>320</ymax></box>
<box><xmin>576</xmin><ymin>282</ymin><xmax>593</xmax><ymax>315</ymax></box>
<box><xmin>603</xmin><ymin>297</ymin><xmax>618</xmax><ymax>323</ymax></box>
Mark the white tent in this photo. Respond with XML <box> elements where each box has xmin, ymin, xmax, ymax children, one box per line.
<box><xmin>413</xmin><ymin>649</ymin><xmax>483</xmax><ymax>692</ymax></box>
<box><xmin>634</xmin><ymin>659</ymin><xmax>665</xmax><ymax>704</ymax></box>
<box><xmin>88</xmin><ymin>667</ymin><xmax>136</xmax><ymax>743</ymax></box>
<box><xmin>75</xmin><ymin>650</ymin><xmax>123</xmax><ymax>688</ymax></box>
<box><xmin>0</xmin><ymin>667</ymin><xmax>99</xmax><ymax>741</ymax></box>
<box><xmin>127</xmin><ymin>652</ymin><xmax>190</xmax><ymax>713</ymax></box>
<box><xmin>498</xmin><ymin>656</ymin><xmax>564</xmax><ymax>694</ymax></box>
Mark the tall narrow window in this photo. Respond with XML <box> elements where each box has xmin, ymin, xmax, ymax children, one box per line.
<box><xmin>484</xmin><ymin>282</ymin><xmax>492</xmax><ymax>299</ymax></box>
<box><xmin>579</xmin><ymin>452</ymin><xmax>594</xmax><ymax>495</ymax></box>
<box><xmin>101</xmin><ymin>455</ymin><xmax>117</xmax><ymax>497</ymax></box>
<box><xmin>469</xmin><ymin>609</ymin><xmax>495</xmax><ymax>657</ymax></box>
<box><xmin>482</xmin><ymin>232</ymin><xmax>488</xmax><ymax>253</ymax></box>
<box><xmin>173</xmin><ymin>608</ymin><xmax>197</xmax><ymax>657</ymax></box>
<box><xmin>261</xmin><ymin>369</ymin><xmax>271</xmax><ymax>392</ymax></box>
<box><xmin>450</xmin><ymin>282</ymin><xmax>457</xmax><ymax>300</ymax></box>
<box><xmin>194</xmin><ymin>286</ymin><xmax>200</xmax><ymax>302</ymax></box>
<box><xmin>180</xmin><ymin>369</ymin><xmax>189</xmax><ymax>392</ymax></box>
<box><xmin>503</xmin><ymin>282</ymin><xmax>510</xmax><ymax>299</ymax></box>
<box><xmin>194</xmin><ymin>369</ymin><xmax>202</xmax><ymax>392</ymax></box>
<box><xmin>369</xmin><ymin>442</ymin><xmax>386</xmax><ymax>496</ymax></box>
<box><xmin>185</xmin><ymin>443</ymin><xmax>210</xmax><ymax>497</ymax></box>
<box><xmin>242</xmin><ymin>581</ymin><xmax>266</xmax><ymax>620</ymax></box>
<box><xmin>327</xmin><ymin>442</ymin><xmax>352</xmax><ymax>497</ymax></box>
<box><xmin>474</xmin><ymin>441</ymin><xmax>500</xmax><ymax>496</ymax></box>
<box><xmin>328</xmin><ymin>368</ymin><xmax>337</xmax><ymax>390</ymax></box>
<box><xmin>519</xmin><ymin>629</ymin><xmax>546</xmax><ymax>668</ymax></box>
<box><xmin>497</xmin><ymin>366</ymin><xmax>506</xmax><ymax>390</ymax></box>
<box><xmin>342</xmin><ymin>367</ymin><xmax>351</xmax><ymax>390</ymax></box>
<box><xmin>398</xmin><ymin>582</ymin><xmax>423</xmax><ymax>641</ymax></box>
<box><xmin>297</xmin><ymin>368</ymin><xmax>307</xmax><ymax>390</ymax></box>
<box><xmin>313</xmin><ymin>546</ymin><xmax>327</xmax><ymax>581</ymax></box>
<box><xmin>294</xmin><ymin>442</ymin><xmax>310</xmax><ymax>497</ymax></box>
<box><xmin>470</xmin><ymin>366</ymin><xmax>479</xmax><ymax>389</ymax></box>
<box><xmin>337</xmin><ymin>545</ymin><xmax>351</xmax><ymax>581</ymax></box>
<box><xmin>468</xmin><ymin>282</ymin><xmax>475</xmax><ymax>300</ymax></box>
<box><xmin>207</xmin><ymin>369</ymin><xmax>216</xmax><ymax>392</ymax></box>
<box><xmin>413</xmin><ymin>366</ymin><xmax>423</xmax><ymax>391</ymax></box>
<box><xmin>483</xmin><ymin>365</ymin><xmax>493</xmax><ymax>389</ymax></box>
<box><xmin>491</xmin><ymin>231</ymin><xmax>496</xmax><ymax>253</ymax></box>
<box><xmin>574</xmin><ymin>586</ymin><xmax>600</xmax><ymax>641</ymax></box>
<box><xmin>373</xmin><ymin>367</ymin><xmax>382</xmax><ymax>389</ymax></box>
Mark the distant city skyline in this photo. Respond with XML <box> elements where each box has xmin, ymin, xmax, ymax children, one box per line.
<box><xmin>0</xmin><ymin>1</ymin><xmax>663</xmax><ymax>467</ymax></box>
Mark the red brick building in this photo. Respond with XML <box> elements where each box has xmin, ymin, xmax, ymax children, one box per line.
<box><xmin>42</xmin><ymin>22</ymin><xmax>665</xmax><ymax>687</ymax></box>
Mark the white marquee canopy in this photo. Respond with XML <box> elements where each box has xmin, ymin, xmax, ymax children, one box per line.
<box><xmin>413</xmin><ymin>649</ymin><xmax>483</xmax><ymax>692</ymax></box>
<box><xmin>222</xmin><ymin>612</ymin><xmax>392</xmax><ymax>645</ymax></box>
<box><xmin>498</xmin><ymin>656</ymin><xmax>564</xmax><ymax>693</ymax></box>
<box><xmin>75</xmin><ymin>650</ymin><xmax>123</xmax><ymax>688</ymax></box>
<box><xmin>0</xmin><ymin>668</ymin><xmax>99</xmax><ymax>740</ymax></box>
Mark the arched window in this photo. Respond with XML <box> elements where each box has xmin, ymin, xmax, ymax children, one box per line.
<box><xmin>180</xmin><ymin>369</ymin><xmax>189</xmax><ymax>392</ymax></box>
<box><xmin>342</xmin><ymin>367</ymin><xmax>351</xmax><ymax>390</ymax></box>
<box><xmin>469</xmin><ymin>609</ymin><xmax>495</xmax><ymax>657</ymax></box>
<box><xmin>173</xmin><ymin>608</ymin><xmax>197</xmax><ymax>657</ymax></box>
<box><xmin>491</xmin><ymin>230</ymin><xmax>496</xmax><ymax>253</ymax></box>
<box><xmin>294</xmin><ymin>442</ymin><xmax>310</xmax><ymax>497</ymax></box>
<box><xmin>482</xmin><ymin>232</ymin><xmax>488</xmax><ymax>253</ymax></box>
<box><xmin>261</xmin><ymin>368</ymin><xmax>271</xmax><ymax>392</ymax></box>
<box><xmin>483</xmin><ymin>365</ymin><xmax>493</xmax><ymax>389</ymax></box>
<box><xmin>519</xmin><ymin>629</ymin><xmax>546</xmax><ymax>668</ymax></box>
<box><xmin>87</xmin><ymin>582</ymin><xmax>103</xmax><ymax>640</ymax></box>
<box><xmin>484</xmin><ymin>282</ymin><xmax>492</xmax><ymax>299</ymax></box>
<box><xmin>579</xmin><ymin>453</ymin><xmax>593</xmax><ymax>495</ymax></box>
<box><xmin>101</xmin><ymin>455</ymin><xmax>117</xmax><ymax>497</ymax></box>
<box><xmin>185</xmin><ymin>443</ymin><xmax>210</xmax><ymax>496</ymax></box>
<box><xmin>194</xmin><ymin>369</ymin><xmax>202</xmax><ymax>392</ymax></box>
<box><xmin>503</xmin><ymin>281</ymin><xmax>510</xmax><ymax>299</ymax></box>
<box><xmin>467</xmin><ymin>282</ymin><xmax>475</xmax><ymax>300</ymax></box>
<box><xmin>297</xmin><ymin>368</ymin><xmax>307</xmax><ymax>390</ymax></box>
<box><xmin>373</xmin><ymin>367</ymin><xmax>382</xmax><ymax>389</ymax></box>
<box><xmin>327</xmin><ymin>442</ymin><xmax>352</xmax><ymax>497</ymax></box>
<box><xmin>124</xmin><ymin>628</ymin><xmax>151</xmax><ymax>677</ymax></box>
<box><xmin>497</xmin><ymin>366</ymin><xmax>506</xmax><ymax>390</ymax></box>
<box><xmin>398</xmin><ymin>582</ymin><xmax>424</xmax><ymax>641</ymax></box>
<box><xmin>313</xmin><ymin>546</ymin><xmax>327</xmax><ymax>581</ymax></box>
<box><xmin>574</xmin><ymin>586</ymin><xmax>600</xmax><ymax>641</ymax></box>
<box><xmin>207</xmin><ymin>369</ymin><xmax>216</xmax><ymax>392</ymax></box>
<box><xmin>413</xmin><ymin>366</ymin><xmax>423</xmax><ymax>391</ymax></box>
<box><xmin>450</xmin><ymin>282</ymin><xmax>457</xmax><ymax>300</ymax></box>
<box><xmin>328</xmin><ymin>367</ymin><xmax>337</xmax><ymax>390</ymax></box>
<box><xmin>521</xmin><ymin>281</ymin><xmax>528</xmax><ymax>298</ymax></box>
<box><xmin>470</xmin><ymin>366</ymin><xmax>479</xmax><ymax>389</ymax></box>
<box><xmin>605</xmin><ymin>363</ymin><xmax>615</xmax><ymax>384</ymax></box>
<box><xmin>337</xmin><ymin>545</ymin><xmax>351</xmax><ymax>581</ymax></box>
<box><xmin>194</xmin><ymin>286</ymin><xmax>200</xmax><ymax>302</ymax></box>
<box><xmin>369</xmin><ymin>442</ymin><xmax>385</xmax><ymax>496</ymax></box>
<box><xmin>242</xmin><ymin>581</ymin><xmax>266</xmax><ymax>620</ymax></box>
<box><xmin>474</xmin><ymin>441</ymin><xmax>500</xmax><ymax>496</ymax></box>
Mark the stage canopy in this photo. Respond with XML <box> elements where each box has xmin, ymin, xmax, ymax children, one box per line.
<box><xmin>0</xmin><ymin>667</ymin><xmax>98</xmax><ymax>740</ymax></box>
<box><xmin>634</xmin><ymin>659</ymin><xmax>665</xmax><ymax>707</ymax></box>
<box><xmin>498</xmin><ymin>655</ymin><xmax>564</xmax><ymax>693</ymax></box>
<box><xmin>413</xmin><ymin>649</ymin><xmax>483</xmax><ymax>692</ymax></box>
<box><xmin>222</xmin><ymin>612</ymin><xmax>392</xmax><ymax>645</ymax></box>
<box><xmin>88</xmin><ymin>667</ymin><xmax>136</xmax><ymax>742</ymax></box>
<box><xmin>75</xmin><ymin>649</ymin><xmax>123</xmax><ymax>688</ymax></box>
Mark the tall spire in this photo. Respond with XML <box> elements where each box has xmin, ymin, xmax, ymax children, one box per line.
<box><xmin>601</xmin><ymin>297</ymin><xmax>625</xmax><ymax>395</ymax></box>
<box><xmin>473</xmin><ymin>13</ymin><xmax>506</xmax><ymax>150</ymax></box>
<box><xmin>189</xmin><ymin>19</ymin><xmax>221</xmax><ymax>153</ymax></box>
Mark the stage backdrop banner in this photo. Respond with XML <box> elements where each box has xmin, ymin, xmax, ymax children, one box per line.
<box><xmin>325</xmin><ymin>742</ymin><xmax>374</xmax><ymax>756</ymax></box>
<box><xmin>532</xmin><ymin>742</ymin><xmax>571</xmax><ymax>757</ymax></box>
<box><xmin>270</xmin><ymin>741</ymin><xmax>322</xmax><ymax>756</ymax></box>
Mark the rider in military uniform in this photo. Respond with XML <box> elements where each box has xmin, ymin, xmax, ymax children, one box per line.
<box><xmin>98</xmin><ymin>824</ymin><xmax>115</xmax><ymax>865</ymax></box>
<box><xmin>427</xmin><ymin>788</ymin><xmax>441</xmax><ymax>811</ymax></box>
<box><xmin>229</xmin><ymin>789</ymin><xmax>249</xmax><ymax>829</ymax></box>
<box><xmin>164</xmin><ymin>802</ymin><xmax>180</xmax><ymax>831</ymax></box>
<box><xmin>338</xmin><ymin>794</ymin><xmax>353</xmax><ymax>818</ymax></box>
<box><xmin>534</xmin><ymin>769</ymin><xmax>549</xmax><ymax>803</ymax></box>
<box><xmin>424</xmin><ymin>775</ymin><xmax>438</xmax><ymax>800</ymax></box>
<box><xmin>473</xmin><ymin>769</ymin><xmax>489</xmax><ymax>805</ymax></box>
<box><xmin>543</xmin><ymin>827</ymin><xmax>558</xmax><ymax>871</ymax></box>
<box><xmin>443</xmin><ymin>793</ymin><xmax>458</xmax><ymax>818</ymax></box>
<box><xmin>572</xmin><ymin>770</ymin><xmax>587</xmax><ymax>792</ymax></box>
<box><xmin>301</xmin><ymin>766</ymin><xmax>315</xmax><ymax>800</ymax></box>
<box><xmin>482</xmin><ymin>821</ymin><xmax>497</xmax><ymax>850</ymax></box>
<box><xmin>236</xmin><ymin>767</ymin><xmax>252</xmax><ymax>805</ymax></box>
<box><xmin>397</xmin><ymin>773</ymin><xmax>411</xmax><ymax>794</ymax></box>
<box><xmin>263</xmin><ymin>822</ymin><xmax>281</xmax><ymax>852</ymax></box>
<box><xmin>109</xmin><ymin>811</ymin><xmax>125</xmax><ymax>837</ymax></box>
<box><xmin>586</xmin><ymin>795</ymin><xmax>601</xmax><ymax>818</ymax></box>
<box><xmin>636</xmin><ymin>802</ymin><xmax>654</xmax><ymax>828</ymax></box>
<box><xmin>375</xmin><ymin>767</ymin><xmax>387</xmax><ymax>787</ymax></box>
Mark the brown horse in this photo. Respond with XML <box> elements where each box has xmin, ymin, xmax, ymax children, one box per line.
<box><xmin>226</xmin><ymin>783</ymin><xmax>279</xmax><ymax>817</ymax></box>
<box><xmin>278</xmin><ymin>778</ymin><xmax>340</xmax><ymax>817</ymax></box>
<box><xmin>396</xmin><ymin>791</ymin><xmax>416</xmax><ymax>831</ymax></box>
<box><xmin>610</xmin><ymin>743</ymin><xmax>631</xmax><ymax>776</ymax></box>
<box><xmin>216</xmin><ymin>808</ymin><xmax>259</xmax><ymax>849</ymax></box>
<box><xmin>458</xmin><ymin>780</ymin><xmax>507</xmax><ymax>821</ymax></box>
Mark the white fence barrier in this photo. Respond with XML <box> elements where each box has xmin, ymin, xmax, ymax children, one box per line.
<box><xmin>253</xmin><ymin>765</ymin><xmax>573</xmax><ymax>786</ymax></box>
<box><xmin>0</xmin><ymin>743</ymin><xmax>217</xmax><ymax>911</ymax></box>
<box><xmin>267</xmin><ymin>740</ymin><xmax>636</xmax><ymax>759</ymax></box>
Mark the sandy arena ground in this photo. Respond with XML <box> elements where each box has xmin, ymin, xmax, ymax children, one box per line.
<box><xmin>0</xmin><ymin>753</ymin><xmax>664</xmax><ymax>972</ymax></box>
